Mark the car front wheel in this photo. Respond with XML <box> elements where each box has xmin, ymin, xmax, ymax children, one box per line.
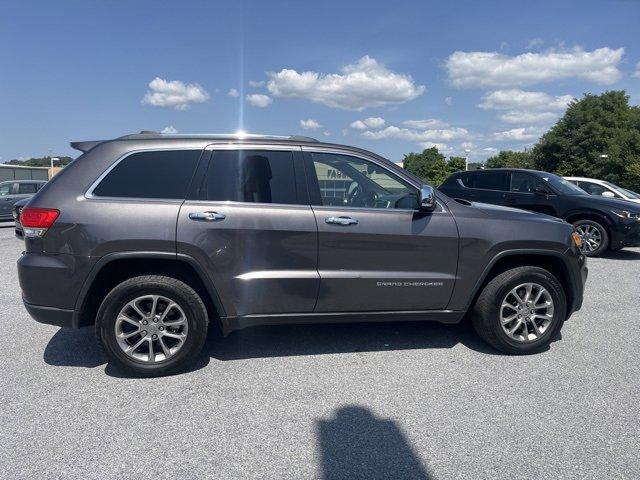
<box><xmin>572</xmin><ymin>219</ymin><xmax>609</xmax><ymax>257</ymax></box>
<box><xmin>472</xmin><ymin>266</ymin><xmax>566</xmax><ymax>354</ymax></box>
<box><xmin>96</xmin><ymin>275</ymin><xmax>208</xmax><ymax>377</ymax></box>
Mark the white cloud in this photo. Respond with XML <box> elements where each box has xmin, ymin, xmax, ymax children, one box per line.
<box><xmin>249</xmin><ymin>80</ymin><xmax>265</xmax><ymax>88</ymax></box>
<box><xmin>446</xmin><ymin>47</ymin><xmax>624</xmax><ymax>88</ymax></box>
<box><xmin>349</xmin><ymin>117</ymin><xmax>386</xmax><ymax>130</ymax></box>
<box><xmin>161</xmin><ymin>125</ymin><xmax>178</xmax><ymax>134</ymax></box>
<box><xmin>401</xmin><ymin>119</ymin><xmax>447</xmax><ymax>129</ymax></box>
<box><xmin>323</xmin><ymin>131</ymin><xmax>331</xmax><ymax>137</ymax></box>
<box><xmin>300</xmin><ymin>119</ymin><xmax>322</xmax><ymax>130</ymax></box>
<box><xmin>479</xmin><ymin>89</ymin><xmax>573</xmax><ymax>125</ymax></box>
<box><xmin>142</xmin><ymin>77</ymin><xmax>209</xmax><ymax>110</ymax></box>
<box><xmin>362</xmin><ymin>125</ymin><xmax>471</xmax><ymax>142</ymax></box>
<box><xmin>492</xmin><ymin>127</ymin><xmax>544</xmax><ymax>142</ymax></box>
<box><xmin>444</xmin><ymin>96</ymin><xmax>453</xmax><ymax>106</ymax></box>
<box><xmin>418</xmin><ymin>142</ymin><xmax>451</xmax><ymax>153</ymax></box>
<box><xmin>478</xmin><ymin>89</ymin><xmax>573</xmax><ymax>111</ymax></box>
<box><xmin>498</xmin><ymin>111</ymin><xmax>560</xmax><ymax>124</ymax></box>
<box><xmin>526</xmin><ymin>38</ymin><xmax>545</xmax><ymax>50</ymax></box>
<box><xmin>633</xmin><ymin>62</ymin><xmax>640</xmax><ymax>78</ymax></box>
<box><xmin>266</xmin><ymin>55</ymin><xmax>425</xmax><ymax>110</ymax></box>
<box><xmin>227</xmin><ymin>88</ymin><xmax>239</xmax><ymax>97</ymax></box>
<box><xmin>246</xmin><ymin>93</ymin><xmax>273</xmax><ymax>108</ymax></box>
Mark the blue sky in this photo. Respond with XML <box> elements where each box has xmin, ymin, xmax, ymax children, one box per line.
<box><xmin>1</xmin><ymin>0</ymin><xmax>639</xmax><ymax>163</ymax></box>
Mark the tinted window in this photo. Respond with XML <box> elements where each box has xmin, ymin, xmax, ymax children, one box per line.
<box><xmin>0</xmin><ymin>183</ymin><xmax>11</xmax><ymax>196</ymax></box>
<box><xmin>308</xmin><ymin>152</ymin><xmax>418</xmax><ymax>209</ymax></box>
<box><xmin>18</xmin><ymin>183</ymin><xmax>37</xmax><ymax>194</ymax></box>
<box><xmin>93</xmin><ymin>150</ymin><xmax>201</xmax><ymax>199</ymax></box>
<box><xmin>539</xmin><ymin>173</ymin><xmax>586</xmax><ymax>195</ymax></box>
<box><xmin>204</xmin><ymin>150</ymin><xmax>297</xmax><ymax>204</ymax></box>
<box><xmin>473</xmin><ymin>172</ymin><xmax>508</xmax><ymax>191</ymax></box>
<box><xmin>510</xmin><ymin>172</ymin><xmax>546</xmax><ymax>193</ymax></box>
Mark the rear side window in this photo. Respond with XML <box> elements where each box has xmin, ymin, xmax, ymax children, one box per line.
<box><xmin>18</xmin><ymin>183</ymin><xmax>37</xmax><ymax>194</ymax></box>
<box><xmin>473</xmin><ymin>172</ymin><xmax>508</xmax><ymax>191</ymax></box>
<box><xmin>93</xmin><ymin>150</ymin><xmax>201</xmax><ymax>199</ymax></box>
<box><xmin>203</xmin><ymin>150</ymin><xmax>298</xmax><ymax>204</ymax></box>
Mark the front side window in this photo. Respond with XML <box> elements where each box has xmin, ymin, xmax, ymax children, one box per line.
<box><xmin>92</xmin><ymin>150</ymin><xmax>202</xmax><ymax>199</ymax></box>
<box><xmin>0</xmin><ymin>184</ymin><xmax>11</xmax><ymax>196</ymax></box>
<box><xmin>18</xmin><ymin>183</ymin><xmax>37</xmax><ymax>194</ymax></box>
<box><xmin>204</xmin><ymin>150</ymin><xmax>298</xmax><ymax>204</ymax></box>
<box><xmin>510</xmin><ymin>172</ymin><xmax>546</xmax><ymax>193</ymax></box>
<box><xmin>308</xmin><ymin>152</ymin><xmax>418</xmax><ymax>209</ymax></box>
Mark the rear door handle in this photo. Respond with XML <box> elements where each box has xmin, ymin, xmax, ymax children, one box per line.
<box><xmin>325</xmin><ymin>216</ymin><xmax>358</xmax><ymax>226</ymax></box>
<box><xmin>189</xmin><ymin>211</ymin><xmax>226</xmax><ymax>221</ymax></box>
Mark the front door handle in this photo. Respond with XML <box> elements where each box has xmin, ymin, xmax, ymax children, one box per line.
<box><xmin>189</xmin><ymin>211</ymin><xmax>226</xmax><ymax>221</ymax></box>
<box><xmin>325</xmin><ymin>216</ymin><xmax>358</xmax><ymax>226</ymax></box>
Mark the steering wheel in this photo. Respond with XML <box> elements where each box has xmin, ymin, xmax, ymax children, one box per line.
<box><xmin>347</xmin><ymin>182</ymin><xmax>361</xmax><ymax>205</ymax></box>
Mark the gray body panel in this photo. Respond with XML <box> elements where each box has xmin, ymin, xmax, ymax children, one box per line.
<box><xmin>17</xmin><ymin>133</ymin><xmax>587</xmax><ymax>332</ymax></box>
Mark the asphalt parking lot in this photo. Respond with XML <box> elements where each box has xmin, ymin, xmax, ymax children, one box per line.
<box><xmin>1</xmin><ymin>223</ymin><xmax>639</xmax><ymax>480</ymax></box>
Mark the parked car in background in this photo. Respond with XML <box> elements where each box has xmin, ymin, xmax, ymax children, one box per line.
<box><xmin>18</xmin><ymin>132</ymin><xmax>586</xmax><ymax>376</ymax></box>
<box><xmin>565</xmin><ymin>177</ymin><xmax>640</xmax><ymax>205</ymax></box>
<box><xmin>0</xmin><ymin>180</ymin><xmax>46</xmax><ymax>221</ymax></box>
<box><xmin>440</xmin><ymin>168</ymin><xmax>640</xmax><ymax>257</ymax></box>
<box><xmin>13</xmin><ymin>197</ymin><xmax>29</xmax><ymax>238</ymax></box>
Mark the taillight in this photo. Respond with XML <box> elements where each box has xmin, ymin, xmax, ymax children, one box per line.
<box><xmin>20</xmin><ymin>207</ymin><xmax>60</xmax><ymax>238</ymax></box>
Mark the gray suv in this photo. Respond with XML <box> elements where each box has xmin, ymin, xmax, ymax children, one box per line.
<box><xmin>18</xmin><ymin>132</ymin><xmax>587</xmax><ymax>376</ymax></box>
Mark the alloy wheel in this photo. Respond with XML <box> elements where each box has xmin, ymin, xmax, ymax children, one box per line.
<box><xmin>114</xmin><ymin>295</ymin><xmax>188</xmax><ymax>363</ymax></box>
<box><xmin>574</xmin><ymin>223</ymin><xmax>602</xmax><ymax>254</ymax></box>
<box><xmin>500</xmin><ymin>283</ymin><xmax>554</xmax><ymax>343</ymax></box>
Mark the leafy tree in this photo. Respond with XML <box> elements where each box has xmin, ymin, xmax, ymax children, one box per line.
<box><xmin>402</xmin><ymin>147</ymin><xmax>451</xmax><ymax>186</ymax></box>
<box><xmin>485</xmin><ymin>150</ymin><xmax>534</xmax><ymax>169</ymax></box>
<box><xmin>532</xmin><ymin>91</ymin><xmax>640</xmax><ymax>190</ymax></box>
<box><xmin>448</xmin><ymin>156</ymin><xmax>466</xmax><ymax>172</ymax></box>
<box><xmin>467</xmin><ymin>161</ymin><xmax>485</xmax><ymax>170</ymax></box>
<box><xmin>4</xmin><ymin>156</ymin><xmax>73</xmax><ymax>167</ymax></box>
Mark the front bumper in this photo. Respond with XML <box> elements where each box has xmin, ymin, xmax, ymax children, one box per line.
<box><xmin>611</xmin><ymin>218</ymin><xmax>640</xmax><ymax>249</ymax></box>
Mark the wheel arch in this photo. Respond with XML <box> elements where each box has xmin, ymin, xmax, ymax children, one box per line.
<box><xmin>466</xmin><ymin>250</ymin><xmax>576</xmax><ymax>318</ymax></box>
<box><xmin>73</xmin><ymin>252</ymin><xmax>226</xmax><ymax>328</ymax></box>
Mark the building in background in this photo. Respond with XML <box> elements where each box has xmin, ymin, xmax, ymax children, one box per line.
<box><xmin>0</xmin><ymin>164</ymin><xmax>51</xmax><ymax>182</ymax></box>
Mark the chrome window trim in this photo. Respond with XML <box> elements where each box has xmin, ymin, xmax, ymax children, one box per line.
<box><xmin>84</xmin><ymin>147</ymin><xmax>204</xmax><ymax>201</ymax></box>
<box><xmin>205</xmin><ymin>143</ymin><xmax>302</xmax><ymax>152</ymax></box>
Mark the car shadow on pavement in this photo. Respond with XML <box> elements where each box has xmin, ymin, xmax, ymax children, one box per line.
<box><xmin>43</xmin><ymin>319</ymin><xmax>556</xmax><ymax>375</ymax></box>
<box><xmin>598</xmin><ymin>249</ymin><xmax>640</xmax><ymax>260</ymax></box>
<box><xmin>205</xmin><ymin>319</ymin><xmax>510</xmax><ymax>361</ymax></box>
<box><xmin>317</xmin><ymin>405</ymin><xmax>431</xmax><ymax>479</ymax></box>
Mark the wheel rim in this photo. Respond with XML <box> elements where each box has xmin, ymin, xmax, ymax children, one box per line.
<box><xmin>575</xmin><ymin>223</ymin><xmax>602</xmax><ymax>253</ymax></box>
<box><xmin>500</xmin><ymin>283</ymin><xmax>554</xmax><ymax>343</ymax></box>
<box><xmin>114</xmin><ymin>295</ymin><xmax>188</xmax><ymax>363</ymax></box>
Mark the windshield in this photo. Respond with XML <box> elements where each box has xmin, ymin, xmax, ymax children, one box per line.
<box><xmin>540</xmin><ymin>173</ymin><xmax>587</xmax><ymax>195</ymax></box>
<box><xmin>602</xmin><ymin>181</ymin><xmax>640</xmax><ymax>199</ymax></box>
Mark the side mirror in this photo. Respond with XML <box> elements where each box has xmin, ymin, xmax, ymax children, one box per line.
<box><xmin>601</xmin><ymin>191</ymin><xmax>615</xmax><ymax>198</ymax></box>
<box><xmin>533</xmin><ymin>187</ymin><xmax>550</xmax><ymax>196</ymax></box>
<box><xmin>419</xmin><ymin>185</ymin><xmax>437</xmax><ymax>212</ymax></box>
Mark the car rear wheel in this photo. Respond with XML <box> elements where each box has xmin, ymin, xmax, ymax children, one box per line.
<box><xmin>472</xmin><ymin>266</ymin><xmax>566</xmax><ymax>354</ymax></box>
<box><xmin>96</xmin><ymin>275</ymin><xmax>208</xmax><ymax>377</ymax></box>
<box><xmin>572</xmin><ymin>219</ymin><xmax>609</xmax><ymax>257</ymax></box>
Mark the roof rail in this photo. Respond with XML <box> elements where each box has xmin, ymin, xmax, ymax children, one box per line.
<box><xmin>116</xmin><ymin>132</ymin><xmax>319</xmax><ymax>142</ymax></box>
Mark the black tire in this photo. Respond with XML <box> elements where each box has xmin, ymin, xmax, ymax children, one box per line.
<box><xmin>572</xmin><ymin>219</ymin><xmax>609</xmax><ymax>257</ymax></box>
<box><xmin>472</xmin><ymin>266</ymin><xmax>566</xmax><ymax>354</ymax></box>
<box><xmin>96</xmin><ymin>275</ymin><xmax>208</xmax><ymax>377</ymax></box>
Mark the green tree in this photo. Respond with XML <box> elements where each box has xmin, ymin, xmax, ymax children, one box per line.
<box><xmin>532</xmin><ymin>90</ymin><xmax>640</xmax><ymax>190</ymax></box>
<box><xmin>485</xmin><ymin>150</ymin><xmax>534</xmax><ymax>169</ymax></box>
<box><xmin>402</xmin><ymin>147</ymin><xmax>450</xmax><ymax>186</ymax></box>
<box><xmin>448</xmin><ymin>156</ymin><xmax>466</xmax><ymax>172</ymax></box>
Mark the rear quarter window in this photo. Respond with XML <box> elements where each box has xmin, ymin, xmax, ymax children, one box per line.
<box><xmin>92</xmin><ymin>150</ymin><xmax>202</xmax><ymax>199</ymax></box>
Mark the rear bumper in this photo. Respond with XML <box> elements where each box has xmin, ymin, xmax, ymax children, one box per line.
<box><xmin>23</xmin><ymin>301</ymin><xmax>74</xmax><ymax>328</ymax></box>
